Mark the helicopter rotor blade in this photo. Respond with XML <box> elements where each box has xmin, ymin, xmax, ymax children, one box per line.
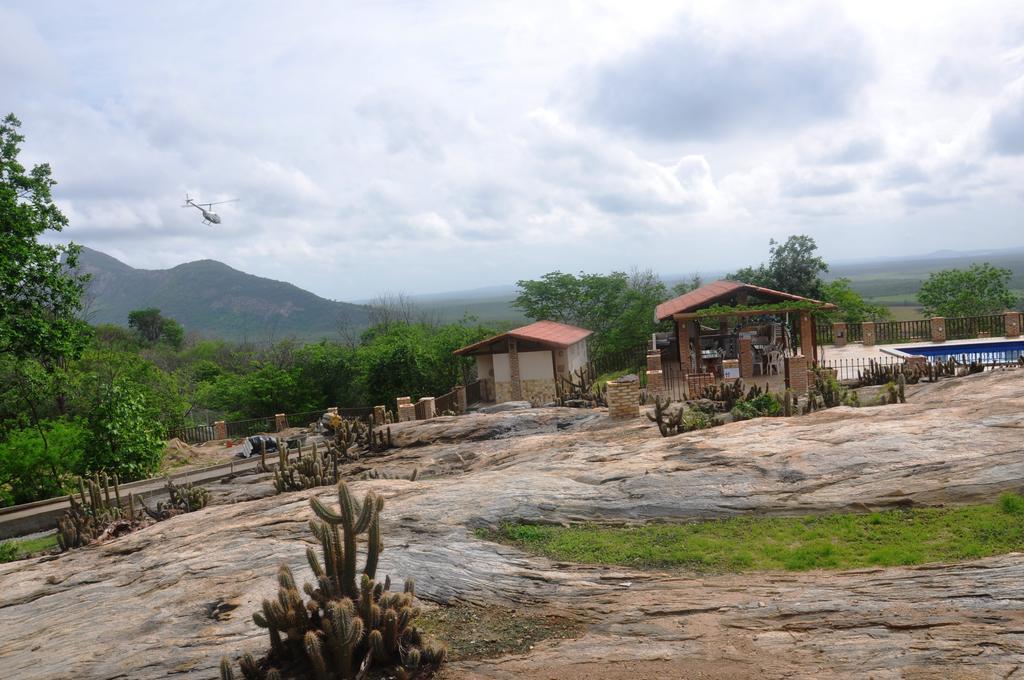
<box><xmin>206</xmin><ymin>199</ymin><xmax>239</xmax><ymax>206</ymax></box>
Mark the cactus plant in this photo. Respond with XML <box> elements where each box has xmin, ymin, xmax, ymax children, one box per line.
<box><xmin>146</xmin><ymin>477</ymin><xmax>211</xmax><ymax>519</ymax></box>
<box><xmin>220</xmin><ymin>481</ymin><xmax>446</xmax><ymax>679</ymax></box>
<box><xmin>645</xmin><ymin>394</ymin><xmax>684</xmax><ymax>437</ymax></box>
<box><xmin>56</xmin><ymin>473</ymin><xmax>141</xmax><ymax>551</ymax></box>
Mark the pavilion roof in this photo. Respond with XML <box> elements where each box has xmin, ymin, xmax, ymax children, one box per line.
<box><xmin>655</xmin><ymin>280</ymin><xmax>832</xmax><ymax>321</ymax></box>
<box><xmin>453</xmin><ymin>320</ymin><xmax>592</xmax><ymax>356</ymax></box>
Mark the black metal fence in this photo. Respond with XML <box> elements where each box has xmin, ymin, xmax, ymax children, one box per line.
<box><xmin>816</xmin><ymin>314</ymin><xmax>1014</xmax><ymax>346</ymax></box>
<box><xmin>225</xmin><ymin>416</ymin><xmax>274</xmax><ymax>438</ymax></box>
<box><xmin>168</xmin><ymin>424</ymin><xmax>215</xmax><ymax>444</ymax></box>
<box><xmin>590</xmin><ymin>343</ymin><xmax>650</xmax><ymax>378</ymax></box>
<box><xmin>818</xmin><ymin>355</ymin><xmax>905</xmax><ymax>382</ymax></box>
<box><xmin>875</xmin><ymin>320</ymin><xmax>931</xmax><ymax>344</ymax></box>
<box><xmin>815</xmin><ymin>323</ymin><xmax>833</xmax><ymax>345</ymax></box>
<box><xmin>946</xmin><ymin>314</ymin><xmax>1005</xmax><ymax>340</ymax></box>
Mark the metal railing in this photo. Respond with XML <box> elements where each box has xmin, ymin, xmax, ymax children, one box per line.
<box><xmin>818</xmin><ymin>355</ymin><xmax>906</xmax><ymax>383</ymax></box>
<box><xmin>875</xmin><ymin>320</ymin><xmax>931</xmax><ymax>344</ymax></box>
<box><xmin>946</xmin><ymin>314</ymin><xmax>1005</xmax><ymax>340</ymax></box>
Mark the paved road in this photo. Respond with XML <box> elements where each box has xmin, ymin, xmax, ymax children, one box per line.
<box><xmin>0</xmin><ymin>444</ymin><xmax>311</xmax><ymax>540</ymax></box>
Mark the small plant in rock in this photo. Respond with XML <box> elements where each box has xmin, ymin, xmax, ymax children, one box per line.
<box><xmin>219</xmin><ymin>481</ymin><xmax>446</xmax><ymax>679</ymax></box>
<box><xmin>646</xmin><ymin>396</ymin><xmax>713</xmax><ymax>437</ymax></box>
<box><xmin>0</xmin><ymin>541</ymin><xmax>17</xmax><ymax>563</ymax></box>
<box><xmin>731</xmin><ymin>393</ymin><xmax>781</xmax><ymax>421</ymax></box>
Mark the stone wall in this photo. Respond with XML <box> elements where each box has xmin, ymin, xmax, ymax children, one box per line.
<box><xmin>931</xmin><ymin>317</ymin><xmax>946</xmax><ymax>343</ymax></box>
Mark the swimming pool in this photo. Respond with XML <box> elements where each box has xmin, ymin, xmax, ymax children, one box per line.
<box><xmin>887</xmin><ymin>339</ymin><xmax>1024</xmax><ymax>363</ymax></box>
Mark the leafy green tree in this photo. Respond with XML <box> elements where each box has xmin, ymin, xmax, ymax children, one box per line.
<box><xmin>81</xmin><ymin>380</ymin><xmax>165</xmax><ymax>481</ymax></box>
<box><xmin>820</xmin><ymin>279</ymin><xmax>889</xmax><ymax>323</ymax></box>
<box><xmin>128</xmin><ymin>308</ymin><xmax>183</xmax><ymax>347</ymax></box>
<box><xmin>0</xmin><ymin>113</ymin><xmax>89</xmax><ymax>362</ymax></box>
<box><xmin>0</xmin><ymin>418</ymin><xmax>87</xmax><ymax>505</ymax></box>
<box><xmin>671</xmin><ymin>273</ymin><xmax>704</xmax><ymax>297</ymax></box>
<box><xmin>160</xmin><ymin>317</ymin><xmax>184</xmax><ymax>350</ymax></box>
<box><xmin>916</xmin><ymin>263</ymin><xmax>1019</xmax><ymax>318</ymax></box>
<box><xmin>728</xmin><ymin>235</ymin><xmax>829</xmax><ymax>298</ymax></box>
<box><xmin>514</xmin><ymin>269</ymin><xmax>666</xmax><ymax>360</ymax></box>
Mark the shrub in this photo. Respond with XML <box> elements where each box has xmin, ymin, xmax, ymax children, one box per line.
<box><xmin>82</xmin><ymin>381</ymin><xmax>165</xmax><ymax>482</ymax></box>
<box><xmin>0</xmin><ymin>418</ymin><xmax>88</xmax><ymax>505</ymax></box>
<box><xmin>731</xmin><ymin>393</ymin><xmax>781</xmax><ymax>421</ymax></box>
<box><xmin>999</xmin><ymin>493</ymin><xmax>1024</xmax><ymax>516</ymax></box>
<box><xmin>0</xmin><ymin>541</ymin><xmax>17</xmax><ymax>563</ymax></box>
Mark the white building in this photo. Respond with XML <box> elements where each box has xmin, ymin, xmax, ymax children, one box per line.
<box><xmin>454</xmin><ymin>320</ymin><xmax>592</xmax><ymax>404</ymax></box>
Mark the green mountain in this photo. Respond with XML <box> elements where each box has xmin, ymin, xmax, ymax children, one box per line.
<box><xmin>76</xmin><ymin>247</ymin><xmax>369</xmax><ymax>340</ymax></box>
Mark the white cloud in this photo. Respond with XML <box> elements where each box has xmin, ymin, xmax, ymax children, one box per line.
<box><xmin>2</xmin><ymin>0</ymin><xmax>1022</xmax><ymax>298</ymax></box>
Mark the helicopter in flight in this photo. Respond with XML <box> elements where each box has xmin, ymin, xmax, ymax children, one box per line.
<box><xmin>182</xmin><ymin>194</ymin><xmax>239</xmax><ymax>225</ymax></box>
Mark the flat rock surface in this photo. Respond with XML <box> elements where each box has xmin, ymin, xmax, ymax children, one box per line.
<box><xmin>1</xmin><ymin>370</ymin><xmax>1024</xmax><ymax>679</ymax></box>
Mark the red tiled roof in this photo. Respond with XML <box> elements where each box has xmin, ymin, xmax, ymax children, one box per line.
<box><xmin>655</xmin><ymin>280</ymin><xmax>831</xmax><ymax>321</ymax></box>
<box><xmin>454</xmin><ymin>320</ymin><xmax>592</xmax><ymax>355</ymax></box>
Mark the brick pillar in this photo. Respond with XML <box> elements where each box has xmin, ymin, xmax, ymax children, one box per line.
<box><xmin>785</xmin><ymin>355</ymin><xmax>809</xmax><ymax>395</ymax></box>
<box><xmin>799</xmin><ymin>311</ymin><xmax>814</xmax><ymax>358</ymax></box>
<box><xmin>213</xmin><ymin>420</ymin><xmax>227</xmax><ymax>440</ymax></box>
<box><xmin>833</xmin><ymin>322</ymin><xmax>847</xmax><ymax>347</ymax></box>
<box><xmin>454</xmin><ymin>385</ymin><xmax>467</xmax><ymax>413</ymax></box>
<box><xmin>372</xmin><ymin>405</ymin><xmax>386</xmax><ymax>426</ymax></box>
<box><xmin>1004</xmin><ymin>312</ymin><xmax>1020</xmax><ymax>338</ymax></box>
<box><xmin>416</xmin><ymin>397</ymin><xmax>435</xmax><ymax>420</ymax></box>
<box><xmin>397</xmin><ymin>397</ymin><xmax>415</xmax><ymax>422</ymax></box>
<box><xmin>930</xmin><ymin>317</ymin><xmax>946</xmax><ymax>343</ymax></box>
<box><xmin>606</xmin><ymin>375</ymin><xmax>640</xmax><ymax>420</ymax></box>
<box><xmin>738</xmin><ymin>336</ymin><xmax>753</xmax><ymax>378</ymax></box>
<box><xmin>862</xmin><ymin>322</ymin><xmax>876</xmax><ymax>346</ymax></box>
<box><xmin>508</xmin><ymin>338</ymin><xmax>522</xmax><ymax>400</ymax></box>
<box><xmin>646</xmin><ymin>351</ymin><xmax>663</xmax><ymax>372</ymax></box>
<box><xmin>677</xmin><ymin>319</ymin><xmax>692</xmax><ymax>374</ymax></box>
<box><xmin>274</xmin><ymin>413</ymin><xmax>288</xmax><ymax>432</ymax></box>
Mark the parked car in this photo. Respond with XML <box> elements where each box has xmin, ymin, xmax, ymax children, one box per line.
<box><xmin>238</xmin><ymin>434</ymin><xmax>278</xmax><ymax>458</ymax></box>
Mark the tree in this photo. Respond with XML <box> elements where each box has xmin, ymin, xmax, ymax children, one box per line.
<box><xmin>671</xmin><ymin>273</ymin><xmax>704</xmax><ymax>297</ymax></box>
<box><xmin>916</xmin><ymin>263</ymin><xmax>1018</xmax><ymax>318</ymax></box>
<box><xmin>820</xmin><ymin>279</ymin><xmax>889</xmax><ymax>323</ymax></box>
<box><xmin>513</xmin><ymin>269</ymin><xmax>667</xmax><ymax>360</ymax></box>
<box><xmin>0</xmin><ymin>418</ymin><xmax>87</xmax><ymax>505</ymax></box>
<box><xmin>127</xmin><ymin>308</ymin><xmax>185</xmax><ymax>348</ymax></box>
<box><xmin>81</xmin><ymin>380</ymin><xmax>164</xmax><ymax>481</ymax></box>
<box><xmin>0</xmin><ymin>113</ymin><xmax>89</xmax><ymax>361</ymax></box>
<box><xmin>128</xmin><ymin>308</ymin><xmax>164</xmax><ymax>343</ymax></box>
<box><xmin>728</xmin><ymin>235</ymin><xmax>828</xmax><ymax>298</ymax></box>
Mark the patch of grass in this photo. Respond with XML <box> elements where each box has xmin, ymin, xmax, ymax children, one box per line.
<box><xmin>416</xmin><ymin>602</ymin><xmax>582</xmax><ymax>662</ymax></box>
<box><xmin>0</xmin><ymin>533</ymin><xmax>59</xmax><ymax>562</ymax></box>
<box><xmin>482</xmin><ymin>494</ymin><xmax>1024</xmax><ymax>572</ymax></box>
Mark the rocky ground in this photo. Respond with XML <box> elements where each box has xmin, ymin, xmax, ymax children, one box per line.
<box><xmin>1</xmin><ymin>369</ymin><xmax>1023</xmax><ymax>679</ymax></box>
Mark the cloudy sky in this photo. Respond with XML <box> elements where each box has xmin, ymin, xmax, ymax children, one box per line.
<box><xmin>3</xmin><ymin>1</ymin><xmax>1023</xmax><ymax>300</ymax></box>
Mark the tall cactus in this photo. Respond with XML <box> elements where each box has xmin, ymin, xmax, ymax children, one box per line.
<box><xmin>221</xmin><ymin>482</ymin><xmax>446</xmax><ymax>679</ymax></box>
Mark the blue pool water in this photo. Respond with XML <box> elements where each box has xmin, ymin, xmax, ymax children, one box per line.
<box><xmin>895</xmin><ymin>340</ymin><xmax>1024</xmax><ymax>363</ymax></box>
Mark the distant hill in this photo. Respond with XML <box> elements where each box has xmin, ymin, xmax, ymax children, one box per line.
<box><xmin>75</xmin><ymin>248</ymin><xmax>369</xmax><ymax>341</ymax></box>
